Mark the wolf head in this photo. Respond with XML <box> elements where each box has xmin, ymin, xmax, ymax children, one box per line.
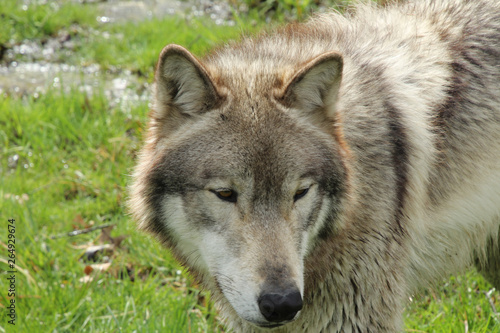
<box><xmin>129</xmin><ymin>44</ymin><xmax>347</xmax><ymax>328</ymax></box>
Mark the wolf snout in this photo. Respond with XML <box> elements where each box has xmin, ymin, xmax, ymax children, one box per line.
<box><xmin>258</xmin><ymin>289</ymin><xmax>303</xmax><ymax>323</ymax></box>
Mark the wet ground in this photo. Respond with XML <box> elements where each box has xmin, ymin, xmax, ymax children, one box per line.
<box><xmin>96</xmin><ymin>0</ymin><xmax>236</xmax><ymax>25</ymax></box>
<box><xmin>0</xmin><ymin>0</ymin><xmax>238</xmax><ymax>103</ymax></box>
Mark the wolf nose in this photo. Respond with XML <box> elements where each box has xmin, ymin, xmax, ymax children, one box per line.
<box><xmin>258</xmin><ymin>290</ymin><xmax>303</xmax><ymax>322</ymax></box>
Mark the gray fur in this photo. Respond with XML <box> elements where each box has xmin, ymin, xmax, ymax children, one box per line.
<box><xmin>129</xmin><ymin>0</ymin><xmax>500</xmax><ymax>331</ymax></box>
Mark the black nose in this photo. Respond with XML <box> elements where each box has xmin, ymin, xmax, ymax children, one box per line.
<box><xmin>258</xmin><ymin>290</ymin><xmax>303</xmax><ymax>322</ymax></box>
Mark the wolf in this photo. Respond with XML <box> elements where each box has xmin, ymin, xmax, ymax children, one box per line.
<box><xmin>128</xmin><ymin>0</ymin><xmax>500</xmax><ymax>331</ymax></box>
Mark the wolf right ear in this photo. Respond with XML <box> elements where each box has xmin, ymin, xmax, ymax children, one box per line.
<box><xmin>277</xmin><ymin>52</ymin><xmax>343</xmax><ymax>120</ymax></box>
<box><xmin>153</xmin><ymin>44</ymin><xmax>221</xmax><ymax>126</ymax></box>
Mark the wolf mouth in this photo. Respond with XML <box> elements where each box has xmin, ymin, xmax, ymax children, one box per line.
<box><xmin>258</xmin><ymin>323</ymin><xmax>286</xmax><ymax>329</ymax></box>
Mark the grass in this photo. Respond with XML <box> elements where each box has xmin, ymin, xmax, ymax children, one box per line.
<box><xmin>0</xmin><ymin>0</ymin><xmax>499</xmax><ymax>332</ymax></box>
<box><xmin>405</xmin><ymin>272</ymin><xmax>499</xmax><ymax>332</ymax></box>
<box><xmin>0</xmin><ymin>89</ymin><xmax>226</xmax><ymax>332</ymax></box>
<box><xmin>77</xmin><ymin>18</ymin><xmax>251</xmax><ymax>76</ymax></box>
<box><xmin>0</xmin><ymin>0</ymin><xmax>99</xmax><ymax>46</ymax></box>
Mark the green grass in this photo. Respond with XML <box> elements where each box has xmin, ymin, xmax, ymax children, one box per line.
<box><xmin>0</xmin><ymin>89</ymin><xmax>226</xmax><ymax>332</ymax></box>
<box><xmin>0</xmin><ymin>0</ymin><xmax>99</xmax><ymax>46</ymax></box>
<box><xmin>405</xmin><ymin>272</ymin><xmax>499</xmax><ymax>332</ymax></box>
<box><xmin>77</xmin><ymin>18</ymin><xmax>253</xmax><ymax>77</ymax></box>
<box><xmin>0</xmin><ymin>0</ymin><xmax>499</xmax><ymax>332</ymax></box>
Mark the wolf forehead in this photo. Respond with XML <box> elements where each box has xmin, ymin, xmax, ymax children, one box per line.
<box><xmin>148</xmin><ymin>108</ymin><xmax>345</xmax><ymax>194</ymax></box>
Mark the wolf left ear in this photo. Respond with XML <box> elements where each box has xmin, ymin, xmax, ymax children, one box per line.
<box><xmin>154</xmin><ymin>44</ymin><xmax>220</xmax><ymax>121</ymax></box>
<box><xmin>278</xmin><ymin>52</ymin><xmax>343</xmax><ymax>119</ymax></box>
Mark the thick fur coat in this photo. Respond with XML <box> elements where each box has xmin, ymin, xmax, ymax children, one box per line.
<box><xmin>129</xmin><ymin>0</ymin><xmax>500</xmax><ymax>331</ymax></box>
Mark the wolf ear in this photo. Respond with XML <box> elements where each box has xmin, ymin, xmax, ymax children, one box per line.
<box><xmin>278</xmin><ymin>52</ymin><xmax>343</xmax><ymax>119</ymax></box>
<box><xmin>154</xmin><ymin>44</ymin><xmax>220</xmax><ymax>121</ymax></box>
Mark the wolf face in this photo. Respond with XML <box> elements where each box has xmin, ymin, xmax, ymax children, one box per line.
<box><xmin>130</xmin><ymin>45</ymin><xmax>347</xmax><ymax>327</ymax></box>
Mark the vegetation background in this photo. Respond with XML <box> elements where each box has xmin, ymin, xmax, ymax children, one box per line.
<box><xmin>0</xmin><ymin>0</ymin><xmax>499</xmax><ymax>332</ymax></box>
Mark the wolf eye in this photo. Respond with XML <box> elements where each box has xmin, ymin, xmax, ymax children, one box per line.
<box><xmin>211</xmin><ymin>189</ymin><xmax>237</xmax><ymax>203</ymax></box>
<box><xmin>294</xmin><ymin>188</ymin><xmax>309</xmax><ymax>201</ymax></box>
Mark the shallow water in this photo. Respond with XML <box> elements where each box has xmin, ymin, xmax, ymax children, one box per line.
<box><xmin>0</xmin><ymin>61</ymin><xmax>149</xmax><ymax>111</ymax></box>
<box><xmin>96</xmin><ymin>0</ymin><xmax>235</xmax><ymax>25</ymax></box>
<box><xmin>0</xmin><ymin>0</ymin><xmax>236</xmax><ymax>101</ymax></box>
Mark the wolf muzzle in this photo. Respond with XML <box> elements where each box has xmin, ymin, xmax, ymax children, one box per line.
<box><xmin>258</xmin><ymin>289</ymin><xmax>303</xmax><ymax>323</ymax></box>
